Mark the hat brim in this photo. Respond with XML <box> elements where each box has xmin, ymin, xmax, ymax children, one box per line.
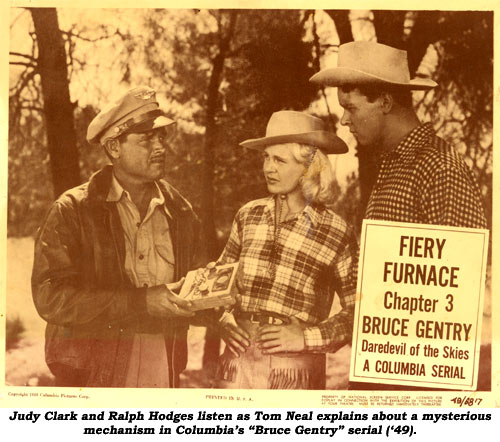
<box><xmin>131</xmin><ymin>115</ymin><xmax>176</xmax><ymax>133</ymax></box>
<box><xmin>240</xmin><ymin>131</ymin><xmax>348</xmax><ymax>154</ymax></box>
<box><xmin>309</xmin><ymin>67</ymin><xmax>437</xmax><ymax>90</ymax></box>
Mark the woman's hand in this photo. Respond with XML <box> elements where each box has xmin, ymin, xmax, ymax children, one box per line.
<box><xmin>256</xmin><ymin>317</ymin><xmax>305</xmax><ymax>353</ymax></box>
<box><xmin>219</xmin><ymin>311</ymin><xmax>250</xmax><ymax>357</ymax></box>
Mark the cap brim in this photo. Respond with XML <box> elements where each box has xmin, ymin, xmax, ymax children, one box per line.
<box><xmin>309</xmin><ymin>67</ymin><xmax>438</xmax><ymax>90</ymax></box>
<box><xmin>132</xmin><ymin>115</ymin><xmax>176</xmax><ymax>133</ymax></box>
<box><xmin>240</xmin><ymin>131</ymin><xmax>348</xmax><ymax>154</ymax></box>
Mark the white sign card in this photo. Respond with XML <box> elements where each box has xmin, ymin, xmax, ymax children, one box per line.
<box><xmin>350</xmin><ymin>220</ymin><xmax>489</xmax><ymax>390</ymax></box>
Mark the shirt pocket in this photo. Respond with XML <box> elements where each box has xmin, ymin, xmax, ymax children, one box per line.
<box><xmin>155</xmin><ymin>240</ymin><xmax>175</xmax><ymax>266</ymax></box>
<box><xmin>153</xmin><ymin>216</ymin><xmax>176</xmax><ymax>266</ymax></box>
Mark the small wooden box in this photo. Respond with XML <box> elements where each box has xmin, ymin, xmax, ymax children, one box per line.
<box><xmin>179</xmin><ymin>262</ymin><xmax>239</xmax><ymax>311</ymax></box>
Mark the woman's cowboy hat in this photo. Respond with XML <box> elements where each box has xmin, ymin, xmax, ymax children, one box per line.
<box><xmin>239</xmin><ymin>111</ymin><xmax>348</xmax><ymax>154</ymax></box>
<box><xmin>309</xmin><ymin>41</ymin><xmax>437</xmax><ymax>90</ymax></box>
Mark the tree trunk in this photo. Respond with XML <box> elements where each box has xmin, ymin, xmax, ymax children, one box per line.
<box><xmin>325</xmin><ymin>10</ymin><xmax>379</xmax><ymax>215</ymax></box>
<box><xmin>404</xmin><ymin>11</ymin><xmax>441</xmax><ymax>76</ymax></box>
<box><xmin>326</xmin><ymin>10</ymin><xmax>438</xmax><ymax>217</ymax></box>
<box><xmin>325</xmin><ymin>10</ymin><xmax>353</xmax><ymax>43</ymax></box>
<box><xmin>201</xmin><ymin>11</ymin><xmax>238</xmax><ymax>375</ymax></box>
<box><xmin>30</xmin><ymin>8</ymin><xmax>80</xmax><ymax>197</ymax></box>
<box><xmin>372</xmin><ymin>10</ymin><xmax>407</xmax><ymax>49</ymax></box>
<box><xmin>354</xmin><ymin>10</ymin><xmax>407</xmax><ymax>213</ymax></box>
<box><xmin>201</xmin><ymin>11</ymin><xmax>237</xmax><ymax>261</ymax></box>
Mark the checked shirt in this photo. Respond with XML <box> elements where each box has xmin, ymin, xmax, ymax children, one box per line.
<box><xmin>365</xmin><ymin>123</ymin><xmax>487</xmax><ymax>228</ymax></box>
<box><xmin>218</xmin><ymin>197</ymin><xmax>358</xmax><ymax>353</ymax></box>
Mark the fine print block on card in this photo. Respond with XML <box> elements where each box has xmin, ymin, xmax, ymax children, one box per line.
<box><xmin>179</xmin><ymin>262</ymin><xmax>239</xmax><ymax>311</ymax></box>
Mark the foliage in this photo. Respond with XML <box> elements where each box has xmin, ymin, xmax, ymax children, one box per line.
<box><xmin>8</xmin><ymin>8</ymin><xmax>493</xmax><ymax>239</ymax></box>
<box><xmin>8</xmin><ymin>111</ymin><xmax>53</xmax><ymax>237</ymax></box>
<box><xmin>414</xmin><ymin>11</ymin><xmax>493</xmax><ymax>225</ymax></box>
<box><xmin>6</xmin><ymin>316</ymin><xmax>26</xmax><ymax>351</ymax></box>
<box><xmin>322</xmin><ymin>10</ymin><xmax>493</xmax><ymax>224</ymax></box>
<box><xmin>137</xmin><ymin>9</ymin><xmax>320</xmax><ymax>253</ymax></box>
<box><xmin>332</xmin><ymin>172</ymin><xmax>363</xmax><ymax>234</ymax></box>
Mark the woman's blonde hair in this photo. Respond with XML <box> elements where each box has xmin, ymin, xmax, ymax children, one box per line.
<box><xmin>287</xmin><ymin>143</ymin><xmax>337</xmax><ymax>207</ymax></box>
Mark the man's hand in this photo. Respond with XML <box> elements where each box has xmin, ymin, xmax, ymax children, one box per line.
<box><xmin>219</xmin><ymin>311</ymin><xmax>250</xmax><ymax>357</ymax></box>
<box><xmin>146</xmin><ymin>280</ymin><xmax>194</xmax><ymax>318</ymax></box>
<box><xmin>256</xmin><ymin>317</ymin><xmax>305</xmax><ymax>354</ymax></box>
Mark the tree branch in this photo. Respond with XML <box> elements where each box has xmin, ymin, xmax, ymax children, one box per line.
<box><xmin>10</xmin><ymin>68</ymin><xmax>38</xmax><ymax>97</ymax></box>
<box><xmin>62</xmin><ymin>28</ymin><xmax>121</xmax><ymax>43</ymax></box>
<box><xmin>10</xmin><ymin>51</ymin><xmax>37</xmax><ymax>61</ymax></box>
<box><xmin>10</xmin><ymin>8</ymin><xmax>28</xmax><ymax>29</ymax></box>
<box><xmin>20</xmin><ymin>105</ymin><xmax>44</xmax><ymax>113</ymax></box>
<box><xmin>10</xmin><ymin>61</ymin><xmax>37</xmax><ymax>68</ymax></box>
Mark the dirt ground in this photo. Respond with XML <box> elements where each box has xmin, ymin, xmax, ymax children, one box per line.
<box><xmin>5</xmin><ymin>237</ymin><xmax>489</xmax><ymax>390</ymax></box>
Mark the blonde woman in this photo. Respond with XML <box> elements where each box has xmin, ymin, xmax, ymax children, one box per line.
<box><xmin>216</xmin><ymin>111</ymin><xmax>358</xmax><ymax>389</ymax></box>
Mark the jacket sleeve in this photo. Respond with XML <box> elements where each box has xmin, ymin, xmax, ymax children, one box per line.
<box><xmin>31</xmin><ymin>198</ymin><xmax>148</xmax><ymax>330</ymax></box>
<box><xmin>189</xmin><ymin>214</ymin><xmax>205</xmax><ymax>271</ymax></box>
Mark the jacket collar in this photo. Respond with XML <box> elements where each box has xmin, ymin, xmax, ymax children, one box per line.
<box><xmin>87</xmin><ymin>165</ymin><xmax>194</xmax><ymax>216</ymax></box>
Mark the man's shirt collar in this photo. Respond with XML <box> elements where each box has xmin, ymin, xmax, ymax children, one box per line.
<box><xmin>385</xmin><ymin>122</ymin><xmax>435</xmax><ymax>160</ymax></box>
<box><xmin>106</xmin><ymin>174</ymin><xmax>171</xmax><ymax>218</ymax></box>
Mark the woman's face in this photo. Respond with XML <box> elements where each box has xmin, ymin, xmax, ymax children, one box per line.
<box><xmin>262</xmin><ymin>144</ymin><xmax>306</xmax><ymax>196</ymax></box>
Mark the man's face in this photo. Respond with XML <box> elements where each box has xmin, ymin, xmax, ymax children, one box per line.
<box><xmin>338</xmin><ymin>88</ymin><xmax>385</xmax><ymax>147</ymax></box>
<box><xmin>113</xmin><ymin>127</ymin><xmax>171</xmax><ymax>184</ymax></box>
<box><xmin>262</xmin><ymin>144</ymin><xmax>306</xmax><ymax>197</ymax></box>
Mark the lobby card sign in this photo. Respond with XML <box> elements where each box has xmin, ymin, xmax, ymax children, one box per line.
<box><xmin>350</xmin><ymin>220</ymin><xmax>489</xmax><ymax>390</ymax></box>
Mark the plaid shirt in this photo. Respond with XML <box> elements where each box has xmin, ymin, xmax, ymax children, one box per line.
<box><xmin>218</xmin><ymin>197</ymin><xmax>358</xmax><ymax>353</ymax></box>
<box><xmin>365</xmin><ymin>123</ymin><xmax>486</xmax><ymax>228</ymax></box>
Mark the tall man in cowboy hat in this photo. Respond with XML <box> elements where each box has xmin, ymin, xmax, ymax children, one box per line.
<box><xmin>32</xmin><ymin>86</ymin><xmax>200</xmax><ymax>388</ymax></box>
<box><xmin>310</xmin><ymin>42</ymin><xmax>487</xmax><ymax>390</ymax></box>
<box><xmin>310</xmin><ymin>41</ymin><xmax>486</xmax><ymax>228</ymax></box>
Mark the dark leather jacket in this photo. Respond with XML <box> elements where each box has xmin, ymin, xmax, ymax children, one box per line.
<box><xmin>31</xmin><ymin>166</ymin><xmax>200</xmax><ymax>387</ymax></box>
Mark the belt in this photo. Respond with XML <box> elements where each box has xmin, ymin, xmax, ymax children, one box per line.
<box><xmin>237</xmin><ymin>311</ymin><xmax>291</xmax><ymax>326</ymax></box>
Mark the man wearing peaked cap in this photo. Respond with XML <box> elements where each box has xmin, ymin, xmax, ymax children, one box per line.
<box><xmin>32</xmin><ymin>86</ymin><xmax>201</xmax><ymax>388</ymax></box>
<box><xmin>310</xmin><ymin>41</ymin><xmax>486</xmax><ymax>229</ymax></box>
<box><xmin>86</xmin><ymin>85</ymin><xmax>176</xmax><ymax>145</ymax></box>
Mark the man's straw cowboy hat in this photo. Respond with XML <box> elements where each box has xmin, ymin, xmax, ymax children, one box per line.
<box><xmin>310</xmin><ymin>41</ymin><xmax>437</xmax><ymax>90</ymax></box>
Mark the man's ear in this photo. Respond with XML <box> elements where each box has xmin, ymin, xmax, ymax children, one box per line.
<box><xmin>380</xmin><ymin>92</ymin><xmax>394</xmax><ymax>114</ymax></box>
<box><xmin>103</xmin><ymin>138</ymin><xmax>120</xmax><ymax>160</ymax></box>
